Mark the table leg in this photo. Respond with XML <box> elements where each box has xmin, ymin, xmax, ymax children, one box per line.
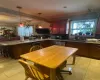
<box><xmin>50</xmin><ymin>69</ymin><xmax>56</xmax><ymax>80</ymax></box>
<box><xmin>72</xmin><ymin>54</ymin><xmax>76</xmax><ymax>65</ymax></box>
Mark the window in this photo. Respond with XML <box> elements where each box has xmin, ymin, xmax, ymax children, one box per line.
<box><xmin>18</xmin><ymin>26</ymin><xmax>33</xmax><ymax>37</ymax></box>
<box><xmin>70</xmin><ymin>19</ymin><xmax>97</xmax><ymax>36</ymax></box>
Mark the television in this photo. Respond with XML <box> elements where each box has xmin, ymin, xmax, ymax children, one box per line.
<box><xmin>36</xmin><ymin>28</ymin><xmax>50</xmax><ymax>34</ymax></box>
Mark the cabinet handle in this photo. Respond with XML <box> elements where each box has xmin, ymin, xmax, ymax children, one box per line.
<box><xmin>97</xmin><ymin>45</ymin><xmax>100</xmax><ymax>47</ymax></box>
<box><xmin>96</xmin><ymin>46</ymin><xmax>100</xmax><ymax>49</ymax></box>
<box><xmin>96</xmin><ymin>47</ymin><xmax>100</xmax><ymax>49</ymax></box>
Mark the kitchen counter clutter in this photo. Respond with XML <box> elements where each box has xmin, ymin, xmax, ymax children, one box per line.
<box><xmin>0</xmin><ymin>38</ymin><xmax>100</xmax><ymax>59</ymax></box>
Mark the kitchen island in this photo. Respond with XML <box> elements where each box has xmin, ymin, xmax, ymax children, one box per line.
<box><xmin>0</xmin><ymin>38</ymin><xmax>100</xmax><ymax>59</ymax></box>
<box><xmin>0</xmin><ymin>39</ymin><xmax>54</xmax><ymax>59</ymax></box>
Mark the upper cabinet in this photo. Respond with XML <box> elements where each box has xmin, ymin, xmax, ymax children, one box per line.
<box><xmin>50</xmin><ymin>20</ymin><xmax>67</xmax><ymax>34</ymax></box>
<box><xmin>51</xmin><ymin>23</ymin><xmax>60</xmax><ymax>34</ymax></box>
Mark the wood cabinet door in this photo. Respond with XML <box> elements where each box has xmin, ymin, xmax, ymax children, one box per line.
<box><xmin>51</xmin><ymin>21</ymin><xmax>66</xmax><ymax>34</ymax></box>
<box><xmin>59</xmin><ymin>22</ymin><xmax>66</xmax><ymax>34</ymax></box>
<box><xmin>66</xmin><ymin>42</ymin><xmax>89</xmax><ymax>57</ymax></box>
<box><xmin>40</xmin><ymin>40</ymin><xmax>55</xmax><ymax>48</ymax></box>
<box><xmin>59</xmin><ymin>27</ymin><xmax>65</xmax><ymax>34</ymax></box>
<box><xmin>52</xmin><ymin>27</ymin><xmax>59</xmax><ymax>34</ymax></box>
<box><xmin>88</xmin><ymin>44</ymin><xmax>100</xmax><ymax>59</ymax></box>
<box><xmin>51</xmin><ymin>23</ymin><xmax>60</xmax><ymax>34</ymax></box>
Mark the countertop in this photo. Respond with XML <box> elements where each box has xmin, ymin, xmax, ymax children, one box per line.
<box><xmin>0</xmin><ymin>39</ymin><xmax>51</xmax><ymax>46</ymax></box>
<box><xmin>0</xmin><ymin>38</ymin><xmax>100</xmax><ymax>46</ymax></box>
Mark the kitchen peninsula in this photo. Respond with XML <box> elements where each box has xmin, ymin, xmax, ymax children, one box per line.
<box><xmin>1</xmin><ymin>38</ymin><xmax>100</xmax><ymax>59</ymax></box>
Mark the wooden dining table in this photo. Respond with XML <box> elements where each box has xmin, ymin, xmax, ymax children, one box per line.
<box><xmin>20</xmin><ymin>45</ymin><xmax>78</xmax><ymax>80</ymax></box>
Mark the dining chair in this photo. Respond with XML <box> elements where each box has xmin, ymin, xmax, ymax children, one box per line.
<box><xmin>54</xmin><ymin>61</ymin><xmax>72</xmax><ymax>80</ymax></box>
<box><xmin>59</xmin><ymin>60</ymin><xmax>72</xmax><ymax>78</ymax></box>
<box><xmin>18</xmin><ymin>59</ymin><xmax>49</xmax><ymax>80</ymax></box>
<box><xmin>0</xmin><ymin>46</ymin><xmax>10</xmax><ymax>58</ymax></box>
<box><xmin>29</xmin><ymin>45</ymin><xmax>42</xmax><ymax>52</ymax></box>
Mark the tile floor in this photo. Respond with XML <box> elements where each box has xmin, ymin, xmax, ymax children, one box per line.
<box><xmin>0</xmin><ymin>56</ymin><xmax>100</xmax><ymax>80</ymax></box>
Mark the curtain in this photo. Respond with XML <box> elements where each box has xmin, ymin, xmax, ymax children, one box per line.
<box><xmin>17</xmin><ymin>26</ymin><xmax>33</xmax><ymax>37</ymax></box>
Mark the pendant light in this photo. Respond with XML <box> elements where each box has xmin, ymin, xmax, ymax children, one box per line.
<box><xmin>17</xmin><ymin>6</ymin><xmax>24</xmax><ymax>27</ymax></box>
<box><xmin>38</xmin><ymin>13</ymin><xmax>42</xmax><ymax>28</ymax></box>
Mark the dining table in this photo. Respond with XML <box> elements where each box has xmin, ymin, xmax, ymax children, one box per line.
<box><xmin>20</xmin><ymin>45</ymin><xmax>78</xmax><ymax>80</ymax></box>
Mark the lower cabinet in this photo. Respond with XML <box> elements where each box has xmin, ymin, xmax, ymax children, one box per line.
<box><xmin>40</xmin><ymin>40</ymin><xmax>55</xmax><ymax>48</ymax></box>
<box><xmin>10</xmin><ymin>43</ymin><xmax>32</xmax><ymax>59</ymax></box>
<box><xmin>66</xmin><ymin>42</ymin><xmax>89</xmax><ymax>57</ymax></box>
<box><xmin>88</xmin><ymin>44</ymin><xmax>100</xmax><ymax>59</ymax></box>
<box><xmin>7</xmin><ymin>40</ymin><xmax>100</xmax><ymax>59</ymax></box>
<box><xmin>10</xmin><ymin>40</ymin><xmax>55</xmax><ymax>59</ymax></box>
<box><xmin>66</xmin><ymin>42</ymin><xmax>100</xmax><ymax>59</ymax></box>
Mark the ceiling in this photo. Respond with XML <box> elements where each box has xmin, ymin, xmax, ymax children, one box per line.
<box><xmin>0</xmin><ymin>12</ymin><xmax>43</xmax><ymax>25</ymax></box>
<box><xmin>0</xmin><ymin>0</ymin><xmax>100</xmax><ymax>22</ymax></box>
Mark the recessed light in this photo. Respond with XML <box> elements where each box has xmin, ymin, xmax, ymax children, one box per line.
<box><xmin>16</xmin><ymin>6</ymin><xmax>22</xmax><ymax>9</ymax></box>
<box><xmin>63</xmin><ymin>6</ymin><xmax>67</xmax><ymax>8</ymax></box>
<box><xmin>38</xmin><ymin>13</ymin><xmax>42</xmax><ymax>15</ymax></box>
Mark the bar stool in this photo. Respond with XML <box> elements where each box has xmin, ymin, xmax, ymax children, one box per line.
<box><xmin>2</xmin><ymin>46</ymin><xmax>10</xmax><ymax>57</ymax></box>
<box><xmin>0</xmin><ymin>46</ymin><xmax>3</xmax><ymax>56</ymax></box>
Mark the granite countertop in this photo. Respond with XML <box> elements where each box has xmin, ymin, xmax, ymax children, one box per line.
<box><xmin>54</xmin><ymin>39</ymin><xmax>100</xmax><ymax>44</ymax></box>
<box><xmin>0</xmin><ymin>39</ymin><xmax>50</xmax><ymax>46</ymax></box>
<box><xmin>0</xmin><ymin>38</ymin><xmax>100</xmax><ymax>46</ymax></box>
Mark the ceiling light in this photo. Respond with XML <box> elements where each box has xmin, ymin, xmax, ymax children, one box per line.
<box><xmin>63</xmin><ymin>6</ymin><xmax>67</xmax><ymax>8</ymax></box>
<box><xmin>38</xmin><ymin>26</ymin><xmax>42</xmax><ymax>28</ymax></box>
<box><xmin>38</xmin><ymin>13</ymin><xmax>42</xmax><ymax>15</ymax></box>
<box><xmin>17</xmin><ymin>6</ymin><xmax>24</xmax><ymax>27</ymax></box>
<box><xmin>37</xmin><ymin>13</ymin><xmax>42</xmax><ymax>28</ymax></box>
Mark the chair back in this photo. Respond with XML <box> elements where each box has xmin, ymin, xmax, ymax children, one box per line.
<box><xmin>30</xmin><ymin>45</ymin><xmax>42</xmax><ymax>52</ymax></box>
<box><xmin>18</xmin><ymin>59</ymin><xmax>46</xmax><ymax>80</ymax></box>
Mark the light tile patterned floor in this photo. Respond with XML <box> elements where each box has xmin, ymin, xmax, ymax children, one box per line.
<box><xmin>0</xmin><ymin>56</ymin><xmax>100</xmax><ymax>80</ymax></box>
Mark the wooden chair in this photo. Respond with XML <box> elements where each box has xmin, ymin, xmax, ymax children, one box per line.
<box><xmin>56</xmin><ymin>61</ymin><xmax>72</xmax><ymax>80</ymax></box>
<box><xmin>0</xmin><ymin>46</ymin><xmax>10</xmax><ymax>58</ymax></box>
<box><xmin>18</xmin><ymin>59</ymin><xmax>49</xmax><ymax>80</ymax></box>
<box><xmin>59</xmin><ymin>55</ymin><xmax>76</xmax><ymax>76</ymax></box>
<box><xmin>29</xmin><ymin>45</ymin><xmax>42</xmax><ymax>52</ymax></box>
<box><xmin>60</xmin><ymin>61</ymin><xmax>72</xmax><ymax>75</ymax></box>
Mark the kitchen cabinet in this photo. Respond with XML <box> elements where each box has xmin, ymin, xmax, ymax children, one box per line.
<box><xmin>66</xmin><ymin>42</ymin><xmax>89</xmax><ymax>57</ymax></box>
<box><xmin>3</xmin><ymin>39</ymin><xmax>100</xmax><ymax>59</ymax></box>
<box><xmin>7</xmin><ymin>40</ymin><xmax>55</xmax><ymax>59</ymax></box>
<box><xmin>10</xmin><ymin>43</ymin><xmax>32</xmax><ymax>59</ymax></box>
<box><xmin>66</xmin><ymin>41</ymin><xmax>100</xmax><ymax>59</ymax></box>
<box><xmin>52</xmin><ymin>27</ymin><xmax>59</xmax><ymax>34</ymax></box>
<box><xmin>40</xmin><ymin>40</ymin><xmax>55</xmax><ymax>48</ymax></box>
<box><xmin>88</xmin><ymin>44</ymin><xmax>100</xmax><ymax>59</ymax></box>
<box><xmin>51</xmin><ymin>20</ymin><xmax>67</xmax><ymax>34</ymax></box>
